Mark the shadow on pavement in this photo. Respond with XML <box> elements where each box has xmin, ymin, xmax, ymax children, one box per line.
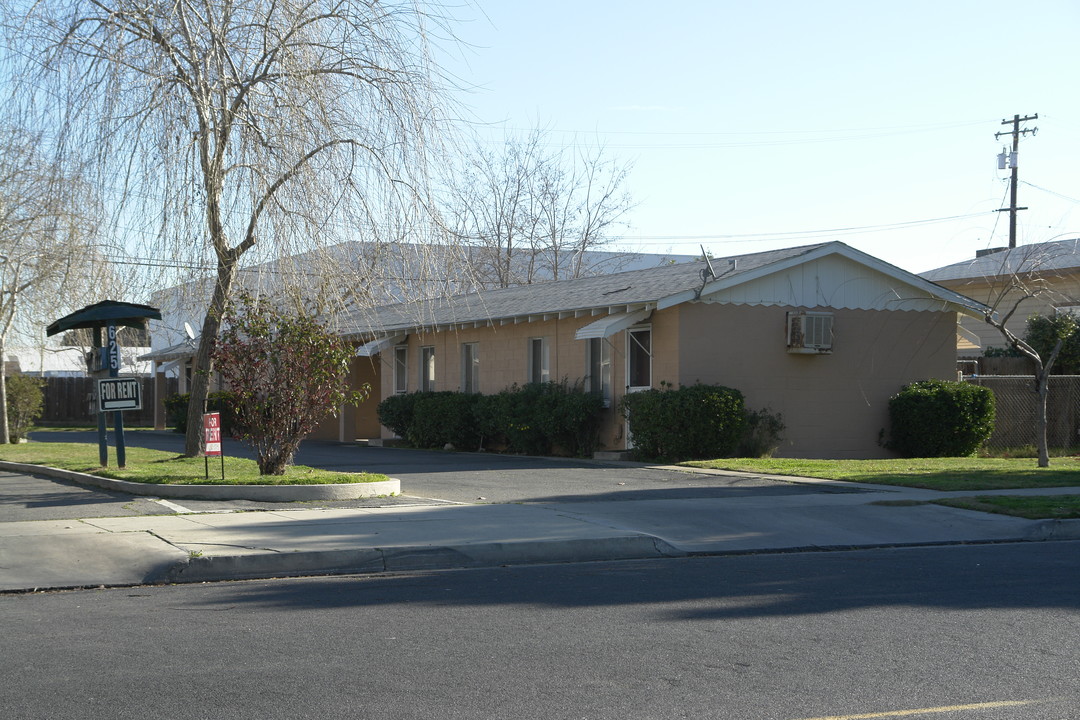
<box><xmin>177</xmin><ymin>541</ymin><xmax>1080</xmax><ymax>617</ymax></box>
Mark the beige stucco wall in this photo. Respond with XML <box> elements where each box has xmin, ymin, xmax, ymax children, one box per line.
<box><xmin>309</xmin><ymin>355</ymin><xmax>382</xmax><ymax>442</ymax></box>
<box><xmin>376</xmin><ymin>318</ymin><xmax>631</xmax><ymax>445</ymax></box>
<box><xmin>677</xmin><ymin>303</ymin><xmax>959</xmax><ymax>459</ymax></box>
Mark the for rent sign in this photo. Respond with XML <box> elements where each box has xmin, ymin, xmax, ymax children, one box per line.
<box><xmin>203</xmin><ymin>412</ymin><xmax>222</xmax><ymax>456</ymax></box>
<box><xmin>97</xmin><ymin>378</ymin><xmax>142</xmax><ymax>412</ymax></box>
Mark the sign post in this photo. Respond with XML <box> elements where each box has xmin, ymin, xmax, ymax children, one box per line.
<box><xmin>203</xmin><ymin>412</ymin><xmax>225</xmax><ymax>480</ymax></box>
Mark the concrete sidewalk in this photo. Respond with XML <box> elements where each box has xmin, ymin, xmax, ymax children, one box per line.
<box><xmin>3</xmin><ymin>466</ymin><xmax>1079</xmax><ymax>592</ymax></box>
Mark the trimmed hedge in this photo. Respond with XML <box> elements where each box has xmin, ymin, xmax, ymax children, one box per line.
<box><xmin>476</xmin><ymin>382</ymin><xmax>605</xmax><ymax>457</ymax></box>
<box><xmin>620</xmin><ymin>383</ymin><xmax>746</xmax><ymax>461</ymax></box>
<box><xmin>164</xmin><ymin>391</ymin><xmax>241</xmax><ymax>435</ymax></box>
<box><xmin>887</xmin><ymin>379</ymin><xmax>995</xmax><ymax>457</ymax></box>
<box><xmin>377</xmin><ymin>382</ymin><xmax>605</xmax><ymax>457</ymax></box>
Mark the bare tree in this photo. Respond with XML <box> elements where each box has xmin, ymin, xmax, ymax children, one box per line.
<box><xmin>974</xmin><ymin>245</ymin><xmax>1079</xmax><ymax>467</ymax></box>
<box><xmin>449</xmin><ymin>129</ymin><xmax>634</xmax><ymax>288</ymax></box>
<box><xmin>0</xmin><ymin>124</ymin><xmax>103</xmax><ymax>442</ymax></box>
<box><xmin>11</xmin><ymin>0</ymin><xmax>457</xmax><ymax>455</ymax></box>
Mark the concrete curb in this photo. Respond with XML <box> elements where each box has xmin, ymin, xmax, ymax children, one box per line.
<box><xmin>0</xmin><ymin>461</ymin><xmax>400</xmax><ymax>501</ymax></box>
<box><xmin>165</xmin><ymin>535</ymin><xmax>687</xmax><ymax>584</ymax></box>
<box><xmin>1025</xmin><ymin>519</ymin><xmax>1080</xmax><ymax>541</ymax></box>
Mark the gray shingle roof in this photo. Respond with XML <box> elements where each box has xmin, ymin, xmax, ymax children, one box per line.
<box><xmin>921</xmin><ymin>238</ymin><xmax>1080</xmax><ymax>283</ymax></box>
<box><xmin>342</xmin><ymin>243</ymin><xmax>831</xmax><ymax>337</ymax></box>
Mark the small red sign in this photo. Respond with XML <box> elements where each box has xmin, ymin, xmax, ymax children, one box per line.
<box><xmin>203</xmin><ymin>412</ymin><xmax>222</xmax><ymax>456</ymax></box>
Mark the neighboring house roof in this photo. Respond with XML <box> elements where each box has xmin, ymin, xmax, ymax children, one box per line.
<box><xmin>344</xmin><ymin>241</ymin><xmax>988</xmax><ymax>345</ymax></box>
<box><xmin>5</xmin><ymin>347</ymin><xmax>152</xmax><ymax>376</ymax></box>
<box><xmin>921</xmin><ymin>238</ymin><xmax>1080</xmax><ymax>283</ymax></box>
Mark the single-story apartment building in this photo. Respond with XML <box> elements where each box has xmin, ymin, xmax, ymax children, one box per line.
<box><xmin>331</xmin><ymin>241</ymin><xmax>987</xmax><ymax>459</ymax></box>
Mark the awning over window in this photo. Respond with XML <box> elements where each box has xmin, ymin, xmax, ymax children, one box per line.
<box><xmin>356</xmin><ymin>334</ymin><xmax>406</xmax><ymax>357</ymax></box>
<box><xmin>574</xmin><ymin>309</ymin><xmax>651</xmax><ymax>340</ymax></box>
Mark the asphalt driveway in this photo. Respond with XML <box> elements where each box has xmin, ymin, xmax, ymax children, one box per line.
<box><xmin>27</xmin><ymin>430</ymin><xmax>856</xmax><ymax>505</ymax></box>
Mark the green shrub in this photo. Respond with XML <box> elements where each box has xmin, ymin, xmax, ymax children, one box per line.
<box><xmin>477</xmin><ymin>381</ymin><xmax>604</xmax><ymax>456</ymax></box>
<box><xmin>620</xmin><ymin>383</ymin><xmax>746</xmax><ymax>461</ymax></box>
<box><xmin>408</xmin><ymin>392</ymin><xmax>484</xmax><ymax>450</ymax></box>
<box><xmin>6</xmin><ymin>375</ymin><xmax>44</xmax><ymax>442</ymax></box>
<box><xmin>476</xmin><ymin>385</ymin><xmax>546</xmax><ymax>455</ymax></box>
<box><xmin>381</xmin><ymin>383</ymin><xmax>604</xmax><ymax>457</ymax></box>
<box><xmin>376</xmin><ymin>392</ymin><xmax>424</xmax><ymax>439</ymax></box>
<box><xmin>164</xmin><ymin>391</ymin><xmax>241</xmax><ymax>435</ymax></box>
<box><xmin>736</xmin><ymin>406</ymin><xmax>785</xmax><ymax>458</ymax></box>
<box><xmin>1025</xmin><ymin>312</ymin><xmax>1080</xmax><ymax>373</ymax></box>
<box><xmin>887</xmin><ymin>379</ymin><xmax>995</xmax><ymax>457</ymax></box>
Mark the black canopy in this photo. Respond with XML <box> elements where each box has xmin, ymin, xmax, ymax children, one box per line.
<box><xmin>46</xmin><ymin>300</ymin><xmax>162</xmax><ymax>337</ymax></box>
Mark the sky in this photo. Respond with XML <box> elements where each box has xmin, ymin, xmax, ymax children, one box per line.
<box><xmin>440</xmin><ymin>0</ymin><xmax>1080</xmax><ymax>274</ymax></box>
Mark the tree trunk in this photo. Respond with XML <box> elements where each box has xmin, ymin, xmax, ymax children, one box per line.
<box><xmin>1036</xmin><ymin>371</ymin><xmax>1050</xmax><ymax>468</ymax></box>
<box><xmin>0</xmin><ymin>336</ymin><xmax>8</xmax><ymax>444</ymax></box>
<box><xmin>183</xmin><ymin>260</ymin><xmax>238</xmax><ymax>456</ymax></box>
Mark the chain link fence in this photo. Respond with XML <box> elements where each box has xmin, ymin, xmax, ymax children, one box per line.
<box><xmin>965</xmin><ymin>375</ymin><xmax>1080</xmax><ymax>451</ymax></box>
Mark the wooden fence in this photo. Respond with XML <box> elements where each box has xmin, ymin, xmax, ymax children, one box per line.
<box><xmin>36</xmin><ymin>376</ymin><xmax>177</xmax><ymax>427</ymax></box>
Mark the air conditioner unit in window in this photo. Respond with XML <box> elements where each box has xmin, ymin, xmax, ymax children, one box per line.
<box><xmin>787</xmin><ymin>311</ymin><xmax>833</xmax><ymax>354</ymax></box>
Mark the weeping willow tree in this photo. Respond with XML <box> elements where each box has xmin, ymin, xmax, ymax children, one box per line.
<box><xmin>0</xmin><ymin>119</ymin><xmax>106</xmax><ymax>443</ymax></box>
<box><xmin>9</xmin><ymin>0</ymin><xmax>461</xmax><ymax>455</ymax></box>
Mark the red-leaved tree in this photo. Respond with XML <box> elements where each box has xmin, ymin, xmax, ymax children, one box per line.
<box><xmin>214</xmin><ymin>296</ymin><xmax>367</xmax><ymax>475</ymax></box>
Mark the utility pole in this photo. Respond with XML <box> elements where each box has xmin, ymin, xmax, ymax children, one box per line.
<box><xmin>995</xmin><ymin>113</ymin><xmax>1038</xmax><ymax>248</ymax></box>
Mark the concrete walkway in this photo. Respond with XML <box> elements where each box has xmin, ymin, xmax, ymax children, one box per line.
<box><xmin>2</xmin><ymin>452</ymin><xmax>1079</xmax><ymax>592</ymax></box>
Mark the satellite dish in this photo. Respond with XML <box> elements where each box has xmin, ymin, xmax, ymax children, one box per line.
<box><xmin>700</xmin><ymin>245</ymin><xmax>716</xmax><ymax>280</ymax></box>
<box><xmin>183</xmin><ymin>322</ymin><xmax>196</xmax><ymax>340</ymax></box>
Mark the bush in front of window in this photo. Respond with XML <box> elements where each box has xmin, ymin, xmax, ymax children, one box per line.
<box><xmin>887</xmin><ymin>379</ymin><xmax>995</xmax><ymax>457</ymax></box>
<box><xmin>409</xmin><ymin>391</ymin><xmax>484</xmax><ymax>450</ymax></box>
<box><xmin>620</xmin><ymin>383</ymin><xmax>746</xmax><ymax>461</ymax></box>
<box><xmin>380</xmin><ymin>382</ymin><xmax>604</xmax><ymax>456</ymax></box>
<box><xmin>376</xmin><ymin>391</ymin><xmax>425</xmax><ymax>439</ymax></box>
<box><xmin>477</xmin><ymin>381</ymin><xmax>604</xmax><ymax>457</ymax></box>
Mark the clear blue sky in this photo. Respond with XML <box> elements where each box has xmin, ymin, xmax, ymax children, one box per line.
<box><xmin>443</xmin><ymin>0</ymin><xmax>1080</xmax><ymax>273</ymax></box>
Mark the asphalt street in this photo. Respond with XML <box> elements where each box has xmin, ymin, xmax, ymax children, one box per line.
<box><xmin>2</xmin><ymin>543</ymin><xmax>1077</xmax><ymax>720</ymax></box>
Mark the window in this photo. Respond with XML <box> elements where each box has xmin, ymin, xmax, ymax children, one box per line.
<box><xmin>787</xmin><ymin>312</ymin><xmax>834</xmax><ymax>353</ymax></box>
<box><xmin>587</xmin><ymin>337</ymin><xmax>612</xmax><ymax>406</ymax></box>
<box><xmin>393</xmin><ymin>345</ymin><xmax>408</xmax><ymax>394</ymax></box>
<box><xmin>528</xmin><ymin>337</ymin><xmax>549</xmax><ymax>384</ymax></box>
<box><xmin>461</xmin><ymin>342</ymin><xmax>479</xmax><ymax>393</ymax></box>
<box><xmin>627</xmin><ymin>327</ymin><xmax>652</xmax><ymax>390</ymax></box>
<box><xmin>420</xmin><ymin>346</ymin><xmax>436</xmax><ymax>392</ymax></box>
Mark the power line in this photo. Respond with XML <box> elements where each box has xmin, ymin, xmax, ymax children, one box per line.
<box><xmin>610</xmin><ymin>211</ymin><xmax>994</xmax><ymax>244</ymax></box>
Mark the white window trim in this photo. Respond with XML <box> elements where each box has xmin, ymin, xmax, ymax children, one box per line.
<box><xmin>393</xmin><ymin>345</ymin><xmax>408</xmax><ymax>394</ymax></box>
<box><xmin>527</xmin><ymin>337</ymin><xmax>550</xmax><ymax>384</ymax></box>
<box><xmin>420</xmin><ymin>345</ymin><xmax>436</xmax><ymax>392</ymax></box>
<box><xmin>587</xmin><ymin>337</ymin><xmax>612</xmax><ymax>407</ymax></box>
<box><xmin>461</xmin><ymin>342</ymin><xmax>479</xmax><ymax>393</ymax></box>
<box><xmin>626</xmin><ymin>325</ymin><xmax>652</xmax><ymax>391</ymax></box>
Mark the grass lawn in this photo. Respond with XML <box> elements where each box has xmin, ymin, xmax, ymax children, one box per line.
<box><xmin>935</xmin><ymin>495</ymin><xmax>1080</xmax><ymax>520</ymax></box>
<box><xmin>681</xmin><ymin>457</ymin><xmax>1080</xmax><ymax>519</ymax></box>
<box><xmin>0</xmin><ymin>442</ymin><xmax>388</xmax><ymax>486</ymax></box>
<box><xmin>680</xmin><ymin>456</ymin><xmax>1080</xmax><ymax>491</ymax></box>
